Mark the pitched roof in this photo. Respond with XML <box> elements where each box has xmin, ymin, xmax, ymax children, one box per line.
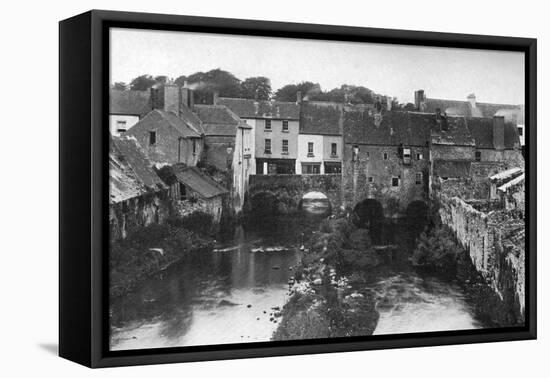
<box><xmin>172</xmin><ymin>165</ymin><xmax>228</xmax><ymax>199</ymax></box>
<box><xmin>112</xmin><ymin>137</ymin><xmax>166</xmax><ymax>189</ymax></box>
<box><xmin>216</xmin><ymin>97</ymin><xmax>300</xmax><ymax>120</ymax></box>
<box><xmin>430</xmin><ymin>116</ymin><xmax>476</xmax><ymax>147</ymax></box>
<box><xmin>194</xmin><ymin>105</ymin><xmax>250</xmax><ymax>136</ymax></box>
<box><xmin>129</xmin><ymin>109</ymin><xmax>202</xmax><ymax>138</ymax></box>
<box><xmin>300</xmin><ymin>102</ymin><xmax>343</xmax><ymax>135</ymax></box>
<box><xmin>433</xmin><ymin>160</ymin><xmax>472</xmax><ymax>178</ymax></box>
<box><xmin>424</xmin><ymin>97</ymin><xmax>522</xmax><ymax>119</ymax></box>
<box><xmin>343</xmin><ymin>110</ymin><xmax>433</xmax><ymax>146</ymax></box>
<box><xmin>109</xmin><ymin>136</ymin><xmax>166</xmax><ymax>203</ymax></box>
<box><xmin>465</xmin><ymin>118</ymin><xmax>520</xmax><ymax>149</ymax></box>
<box><xmin>110</xmin><ymin>89</ymin><xmax>151</xmax><ymax>116</ymax></box>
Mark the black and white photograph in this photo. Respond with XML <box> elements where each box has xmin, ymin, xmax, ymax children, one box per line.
<box><xmin>107</xmin><ymin>27</ymin><xmax>526</xmax><ymax>351</ymax></box>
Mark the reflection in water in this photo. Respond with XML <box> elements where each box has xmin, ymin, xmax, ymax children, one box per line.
<box><xmin>110</xmin><ymin>215</ymin><xmax>482</xmax><ymax>350</ymax></box>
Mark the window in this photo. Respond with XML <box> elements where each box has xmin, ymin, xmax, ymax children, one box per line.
<box><xmin>331</xmin><ymin>143</ymin><xmax>338</xmax><ymax>157</ymax></box>
<box><xmin>265</xmin><ymin>119</ymin><xmax>272</xmax><ymax>130</ymax></box>
<box><xmin>475</xmin><ymin>150</ymin><xmax>481</xmax><ymax>161</ymax></box>
<box><xmin>192</xmin><ymin>139</ymin><xmax>197</xmax><ymax>155</ymax></box>
<box><xmin>391</xmin><ymin>177</ymin><xmax>399</xmax><ymax>187</ymax></box>
<box><xmin>403</xmin><ymin>148</ymin><xmax>411</xmax><ymax>165</ymax></box>
<box><xmin>282</xmin><ymin>120</ymin><xmax>289</xmax><ymax>132</ymax></box>
<box><xmin>518</xmin><ymin>126</ymin><xmax>523</xmax><ymax>136</ymax></box>
<box><xmin>368</xmin><ymin>176</ymin><xmax>374</xmax><ymax>183</ymax></box>
<box><xmin>116</xmin><ymin>120</ymin><xmax>127</xmax><ymax>133</ymax></box>
<box><xmin>383</xmin><ymin>152</ymin><xmax>388</xmax><ymax>160</ymax></box>
<box><xmin>302</xmin><ymin>163</ymin><xmax>321</xmax><ymax>174</ymax></box>
<box><xmin>416</xmin><ymin>152</ymin><xmax>423</xmax><ymax>160</ymax></box>
<box><xmin>264</xmin><ymin>139</ymin><xmax>272</xmax><ymax>154</ymax></box>
<box><xmin>307</xmin><ymin>142</ymin><xmax>314</xmax><ymax>157</ymax></box>
<box><xmin>415</xmin><ymin>172</ymin><xmax>423</xmax><ymax>185</ymax></box>
<box><xmin>282</xmin><ymin>139</ymin><xmax>288</xmax><ymax>154</ymax></box>
<box><xmin>352</xmin><ymin>145</ymin><xmax>359</xmax><ymax>162</ymax></box>
<box><xmin>324</xmin><ymin>162</ymin><xmax>341</xmax><ymax>174</ymax></box>
<box><xmin>149</xmin><ymin>131</ymin><xmax>157</xmax><ymax>146</ymax></box>
<box><xmin>366</xmin><ymin>151</ymin><xmax>370</xmax><ymax>159</ymax></box>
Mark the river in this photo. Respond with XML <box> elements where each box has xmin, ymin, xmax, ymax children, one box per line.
<box><xmin>110</xmin><ymin>206</ymin><xmax>482</xmax><ymax>350</ymax></box>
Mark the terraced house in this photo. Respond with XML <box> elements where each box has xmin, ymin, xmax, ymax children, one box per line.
<box><xmin>216</xmin><ymin>96</ymin><xmax>300</xmax><ymax>174</ymax></box>
<box><xmin>297</xmin><ymin>101</ymin><xmax>344</xmax><ymax>174</ymax></box>
<box><xmin>109</xmin><ymin>89</ymin><xmax>152</xmax><ymax>136</ymax></box>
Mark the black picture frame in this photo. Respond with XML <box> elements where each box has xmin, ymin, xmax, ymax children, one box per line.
<box><xmin>59</xmin><ymin>9</ymin><xmax>537</xmax><ymax>368</ymax></box>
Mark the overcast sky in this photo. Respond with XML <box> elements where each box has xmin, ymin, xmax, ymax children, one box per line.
<box><xmin>110</xmin><ymin>28</ymin><xmax>524</xmax><ymax>105</ymax></box>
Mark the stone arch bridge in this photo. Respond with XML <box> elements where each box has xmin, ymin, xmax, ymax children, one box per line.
<box><xmin>245</xmin><ymin>174</ymin><xmax>342</xmax><ymax>215</ymax></box>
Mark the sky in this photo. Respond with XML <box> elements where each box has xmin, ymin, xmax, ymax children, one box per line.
<box><xmin>110</xmin><ymin>28</ymin><xmax>525</xmax><ymax>105</ymax></box>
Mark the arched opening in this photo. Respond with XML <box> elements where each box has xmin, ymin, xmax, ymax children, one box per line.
<box><xmin>247</xmin><ymin>192</ymin><xmax>280</xmax><ymax>218</ymax></box>
<box><xmin>406</xmin><ymin>201</ymin><xmax>428</xmax><ymax>222</ymax></box>
<box><xmin>299</xmin><ymin>191</ymin><xmax>331</xmax><ymax>215</ymax></box>
<box><xmin>404</xmin><ymin>201</ymin><xmax>429</xmax><ymax>246</ymax></box>
<box><xmin>353</xmin><ymin>199</ymin><xmax>384</xmax><ymax>244</ymax></box>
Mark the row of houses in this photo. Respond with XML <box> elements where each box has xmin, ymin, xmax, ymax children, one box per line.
<box><xmin>109</xmin><ymin>83</ymin><xmax>524</xmax><ymax>221</ymax></box>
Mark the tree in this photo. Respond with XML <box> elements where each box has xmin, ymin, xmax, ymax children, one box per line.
<box><xmin>186</xmin><ymin>68</ymin><xmax>243</xmax><ymax>104</ymax></box>
<box><xmin>274</xmin><ymin>81</ymin><xmax>320</xmax><ymax>102</ymax></box>
<box><xmin>154</xmin><ymin>75</ymin><xmax>169</xmax><ymax>85</ymax></box>
<box><xmin>402</xmin><ymin>103</ymin><xmax>416</xmax><ymax>111</ymax></box>
<box><xmin>129</xmin><ymin>74</ymin><xmax>157</xmax><ymax>91</ymax></box>
<box><xmin>111</xmin><ymin>82</ymin><xmax>127</xmax><ymax>91</ymax></box>
<box><xmin>174</xmin><ymin>75</ymin><xmax>188</xmax><ymax>87</ymax></box>
<box><xmin>240</xmin><ymin>76</ymin><xmax>272</xmax><ymax>100</ymax></box>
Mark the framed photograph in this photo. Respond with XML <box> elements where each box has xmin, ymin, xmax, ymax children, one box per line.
<box><xmin>59</xmin><ymin>10</ymin><xmax>536</xmax><ymax>368</ymax></box>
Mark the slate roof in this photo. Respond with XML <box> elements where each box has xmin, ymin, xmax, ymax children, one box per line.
<box><xmin>216</xmin><ymin>97</ymin><xmax>300</xmax><ymax>120</ymax></box>
<box><xmin>343</xmin><ymin>110</ymin><xmax>433</xmax><ymax>146</ymax></box>
<box><xmin>128</xmin><ymin>109</ymin><xmax>202</xmax><ymax>139</ymax></box>
<box><xmin>300</xmin><ymin>102</ymin><xmax>343</xmax><ymax>135</ymax></box>
<box><xmin>110</xmin><ymin>89</ymin><xmax>151</xmax><ymax>116</ymax></box>
<box><xmin>465</xmin><ymin>118</ymin><xmax>521</xmax><ymax>149</ymax></box>
<box><xmin>424</xmin><ymin>97</ymin><xmax>522</xmax><ymax>119</ymax></box>
<box><xmin>433</xmin><ymin>160</ymin><xmax>472</xmax><ymax>178</ymax></box>
<box><xmin>194</xmin><ymin>105</ymin><xmax>250</xmax><ymax>137</ymax></box>
<box><xmin>430</xmin><ymin>116</ymin><xmax>476</xmax><ymax>147</ymax></box>
<box><xmin>172</xmin><ymin>165</ymin><xmax>228</xmax><ymax>199</ymax></box>
<box><xmin>109</xmin><ymin>136</ymin><xmax>166</xmax><ymax>203</ymax></box>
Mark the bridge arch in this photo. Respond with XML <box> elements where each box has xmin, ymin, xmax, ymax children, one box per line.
<box><xmin>299</xmin><ymin>191</ymin><xmax>332</xmax><ymax>215</ymax></box>
<box><xmin>246</xmin><ymin>191</ymin><xmax>281</xmax><ymax>217</ymax></box>
<box><xmin>405</xmin><ymin>200</ymin><xmax>429</xmax><ymax>222</ymax></box>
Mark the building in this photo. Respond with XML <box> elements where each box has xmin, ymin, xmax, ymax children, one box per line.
<box><xmin>297</xmin><ymin>102</ymin><xmax>343</xmax><ymax>174</ymax></box>
<box><xmin>109</xmin><ymin>89</ymin><xmax>151</xmax><ymax>136</ymax></box>
<box><xmin>109</xmin><ymin>136</ymin><xmax>169</xmax><ymax>239</ymax></box>
<box><xmin>342</xmin><ymin>108</ymin><xmax>432</xmax><ymax>217</ymax></box>
<box><xmin>194</xmin><ymin>104</ymin><xmax>253</xmax><ymax>210</ymax></box>
<box><xmin>466</xmin><ymin>116</ymin><xmax>524</xmax><ymax>167</ymax></box>
<box><xmin>215</xmin><ymin>96</ymin><xmax>300</xmax><ymax>174</ymax></box>
<box><xmin>124</xmin><ymin>84</ymin><xmax>204</xmax><ymax>167</ymax></box>
<box><xmin>414</xmin><ymin>89</ymin><xmax>525</xmax><ymax>147</ymax></box>
<box><xmin>157</xmin><ymin>164</ymin><xmax>228</xmax><ymax>223</ymax></box>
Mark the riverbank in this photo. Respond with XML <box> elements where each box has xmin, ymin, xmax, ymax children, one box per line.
<box><xmin>412</xmin><ymin>219</ymin><xmax>524</xmax><ymax>327</ymax></box>
<box><xmin>109</xmin><ymin>212</ymin><xmax>216</xmax><ymax>299</ymax></box>
<box><xmin>272</xmin><ymin>216</ymin><xmax>380</xmax><ymax>341</ymax></box>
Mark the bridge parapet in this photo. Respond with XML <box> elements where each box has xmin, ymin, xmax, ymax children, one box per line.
<box><xmin>246</xmin><ymin>174</ymin><xmax>342</xmax><ymax>213</ymax></box>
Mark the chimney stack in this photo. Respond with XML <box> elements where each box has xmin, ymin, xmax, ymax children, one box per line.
<box><xmin>296</xmin><ymin>91</ymin><xmax>302</xmax><ymax>104</ymax></box>
<box><xmin>467</xmin><ymin>93</ymin><xmax>477</xmax><ymax>109</ymax></box>
<box><xmin>387</xmin><ymin>97</ymin><xmax>392</xmax><ymax>111</ymax></box>
<box><xmin>493</xmin><ymin>116</ymin><xmax>505</xmax><ymax>150</ymax></box>
<box><xmin>162</xmin><ymin>84</ymin><xmax>180</xmax><ymax>115</ymax></box>
<box><xmin>212</xmin><ymin>91</ymin><xmax>219</xmax><ymax>105</ymax></box>
<box><xmin>180</xmin><ymin>86</ymin><xmax>194</xmax><ymax>110</ymax></box>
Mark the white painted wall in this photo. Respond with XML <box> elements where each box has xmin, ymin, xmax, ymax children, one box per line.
<box><xmin>109</xmin><ymin>114</ymin><xmax>140</xmax><ymax>136</ymax></box>
<box><xmin>296</xmin><ymin>134</ymin><xmax>324</xmax><ymax>174</ymax></box>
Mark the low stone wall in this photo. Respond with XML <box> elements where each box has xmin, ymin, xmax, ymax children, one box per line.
<box><xmin>437</xmin><ymin>194</ymin><xmax>525</xmax><ymax>320</ymax></box>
